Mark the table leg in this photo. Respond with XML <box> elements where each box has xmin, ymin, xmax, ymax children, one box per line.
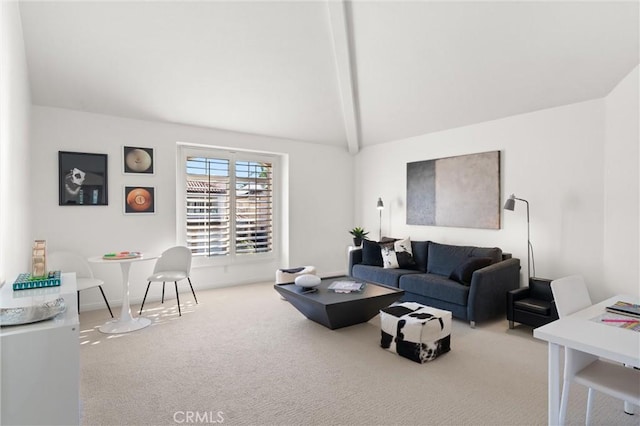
<box><xmin>119</xmin><ymin>262</ymin><xmax>133</xmax><ymax>322</ymax></box>
<box><xmin>99</xmin><ymin>262</ymin><xmax>151</xmax><ymax>333</ymax></box>
<box><xmin>548</xmin><ymin>342</ymin><xmax>561</xmax><ymax>425</ymax></box>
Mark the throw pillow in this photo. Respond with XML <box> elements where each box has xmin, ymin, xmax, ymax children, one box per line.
<box><xmin>381</xmin><ymin>244</ymin><xmax>399</xmax><ymax>269</ymax></box>
<box><xmin>361</xmin><ymin>239</ymin><xmax>383</xmax><ymax>267</ymax></box>
<box><xmin>394</xmin><ymin>237</ymin><xmax>417</xmax><ymax>269</ymax></box>
<box><xmin>449</xmin><ymin>257</ymin><xmax>494</xmax><ymax>285</ymax></box>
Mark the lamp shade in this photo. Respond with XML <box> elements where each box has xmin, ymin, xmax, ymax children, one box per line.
<box><xmin>504</xmin><ymin>195</ymin><xmax>515</xmax><ymax>211</ymax></box>
<box><xmin>377</xmin><ymin>197</ymin><xmax>384</xmax><ymax>210</ymax></box>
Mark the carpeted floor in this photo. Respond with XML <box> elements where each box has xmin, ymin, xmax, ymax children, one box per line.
<box><xmin>78</xmin><ymin>281</ymin><xmax>640</xmax><ymax>425</ymax></box>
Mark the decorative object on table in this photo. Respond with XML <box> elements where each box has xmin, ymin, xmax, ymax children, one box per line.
<box><xmin>102</xmin><ymin>251</ymin><xmax>141</xmax><ymax>260</ymax></box>
<box><xmin>349</xmin><ymin>227</ymin><xmax>369</xmax><ymax>246</ymax></box>
<box><xmin>504</xmin><ymin>193</ymin><xmax>536</xmax><ymax>279</ymax></box>
<box><xmin>140</xmin><ymin>246</ymin><xmax>197</xmax><ymax>317</ymax></box>
<box><xmin>376</xmin><ymin>197</ymin><xmax>384</xmax><ymax>240</ymax></box>
<box><xmin>123</xmin><ymin>146</ymin><xmax>154</xmax><ymax>174</ymax></box>
<box><xmin>407</xmin><ymin>151</ymin><xmax>500</xmax><ymax>229</ymax></box>
<box><xmin>328</xmin><ymin>280</ymin><xmax>365</xmax><ymax>293</ymax></box>
<box><xmin>380</xmin><ymin>302</ymin><xmax>451</xmax><ymax>364</ymax></box>
<box><xmin>0</xmin><ymin>297</ymin><xmax>67</xmax><ymax>326</ymax></box>
<box><xmin>31</xmin><ymin>239</ymin><xmax>47</xmax><ymax>278</ymax></box>
<box><xmin>124</xmin><ymin>186</ymin><xmax>155</xmax><ymax>214</ymax></box>
<box><xmin>58</xmin><ymin>151</ymin><xmax>108</xmax><ymax>206</ymax></box>
<box><xmin>605</xmin><ymin>301</ymin><xmax>640</xmax><ymax>319</ymax></box>
<box><xmin>12</xmin><ymin>271</ymin><xmax>61</xmax><ymax>291</ymax></box>
<box><xmin>294</xmin><ymin>274</ymin><xmax>321</xmax><ymax>288</ymax></box>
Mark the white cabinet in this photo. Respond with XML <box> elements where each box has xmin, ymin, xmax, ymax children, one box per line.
<box><xmin>1</xmin><ymin>273</ymin><xmax>80</xmax><ymax>425</ymax></box>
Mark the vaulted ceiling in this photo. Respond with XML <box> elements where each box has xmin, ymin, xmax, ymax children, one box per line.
<box><xmin>19</xmin><ymin>1</ymin><xmax>639</xmax><ymax>154</ymax></box>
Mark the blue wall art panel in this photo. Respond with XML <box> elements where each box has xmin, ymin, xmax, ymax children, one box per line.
<box><xmin>406</xmin><ymin>151</ymin><xmax>500</xmax><ymax>229</ymax></box>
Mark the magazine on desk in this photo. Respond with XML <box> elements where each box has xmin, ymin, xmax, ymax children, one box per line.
<box><xmin>328</xmin><ymin>280</ymin><xmax>365</xmax><ymax>293</ymax></box>
<box><xmin>605</xmin><ymin>301</ymin><xmax>640</xmax><ymax>319</ymax></box>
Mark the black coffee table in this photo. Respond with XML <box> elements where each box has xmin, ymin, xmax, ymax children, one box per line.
<box><xmin>274</xmin><ymin>277</ymin><xmax>404</xmax><ymax>330</ymax></box>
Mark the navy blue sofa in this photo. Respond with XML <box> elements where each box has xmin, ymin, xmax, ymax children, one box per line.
<box><xmin>348</xmin><ymin>240</ymin><xmax>520</xmax><ymax>327</ymax></box>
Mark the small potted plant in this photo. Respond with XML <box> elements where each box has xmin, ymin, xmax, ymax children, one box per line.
<box><xmin>349</xmin><ymin>227</ymin><xmax>369</xmax><ymax>247</ymax></box>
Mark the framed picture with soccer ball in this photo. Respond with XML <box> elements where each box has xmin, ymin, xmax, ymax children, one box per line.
<box><xmin>58</xmin><ymin>151</ymin><xmax>108</xmax><ymax>206</ymax></box>
<box><xmin>122</xmin><ymin>146</ymin><xmax>154</xmax><ymax>175</ymax></box>
<box><xmin>124</xmin><ymin>186</ymin><xmax>155</xmax><ymax>214</ymax></box>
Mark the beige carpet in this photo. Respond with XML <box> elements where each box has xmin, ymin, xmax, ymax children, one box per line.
<box><xmin>78</xmin><ymin>282</ymin><xmax>640</xmax><ymax>426</ymax></box>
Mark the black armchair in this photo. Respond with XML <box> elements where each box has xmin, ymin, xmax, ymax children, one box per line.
<box><xmin>507</xmin><ymin>277</ymin><xmax>558</xmax><ymax>329</ymax></box>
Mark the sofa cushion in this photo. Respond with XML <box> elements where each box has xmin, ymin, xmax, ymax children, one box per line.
<box><xmin>410</xmin><ymin>240</ymin><xmax>429</xmax><ymax>272</ymax></box>
<box><xmin>469</xmin><ymin>246</ymin><xmax>502</xmax><ymax>264</ymax></box>
<box><xmin>514</xmin><ymin>298</ymin><xmax>552</xmax><ymax>316</ymax></box>
<box><xmin>351</xmin><ymin>264</ymin><xmax>421</xmax><ymax>288</ymax></box>
<box><xmin>427</xmin><ymin>243</ymin><xmax>472</xmax><ymax>277</ymax></box>
<box><xmin>399</xmin><ymin>273</ymin><xmax>470</xmax><ymax>306</ymax></box>
<box><xmin>449</xmin><ymin>257</ymin><xmax>494</xmax><ymax>285</ymax></box>
<box><xmin>427</xmin><ymin>242</ymin><xmax>502</xmax><ymax>277</ymax></box>
<box><xmin>361</xmin><ymin>239</ymin><xmax>383</xmax><ymax>267</ymax></box>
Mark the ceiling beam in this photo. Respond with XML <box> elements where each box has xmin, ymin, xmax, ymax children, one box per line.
<box><xmin>327</xmin><ymin>0</ymin><xmax>360</xmax><ymax>155</ymax></box>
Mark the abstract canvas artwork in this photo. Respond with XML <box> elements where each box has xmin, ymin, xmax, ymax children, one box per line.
<box><xmin>406</xmin><ymin>151</ymin><xmax>500</xmax><ymax>229</ymax></box>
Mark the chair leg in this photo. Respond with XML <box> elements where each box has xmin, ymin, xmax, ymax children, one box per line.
<box><xmin>98</xmin><ymin>285</ymin><xmax>114</xmax><ymax>318</ymax></box>
<box><xmin>77</xmin><ymin>291</ymin><xmax>80</xmax><ymax>314</ymax></box>
<box><xmin>585</xmin><ymin>388</ymin><xmax>594</xmax><ymax>426</ymax></box>
<box><xmin>161</xmin><ymin>282</ymin><xmax>165</xmax><ymax>303</ymax></box>
<box><xmin>188</xmin><ymin>277</ymin><xmax>198</xmax><ymax>304</ymax></box>
<box><xmin>140</xmin><ymin>282</ymin><xmax>151</xmax><ymax>315</ymax></box>
<box><xmin>175</xmin><ymin>281</ymin><xmax>181</xmax><ymax>316</ymax></box>
<box><xmin>559</xmin><ymin>379</ymin><xmax>571</xmax><ymax>425</ymax></box>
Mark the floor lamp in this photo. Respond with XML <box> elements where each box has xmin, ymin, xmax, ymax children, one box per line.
<box><xmin>376</xmin><ymin>197</ymin><xmax>384</xmax><ymax>240</ymax></box>
<box><xmin>504</xmin><ymin>194</ymin><xmax>536</xmax><ymax>279</ymax></box>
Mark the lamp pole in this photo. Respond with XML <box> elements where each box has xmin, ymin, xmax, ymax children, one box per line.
<box><xmin>377</xmin><ymin>197</ymin><xmax>384</xmax><ymax>240</ymax></box>
<box><xmin>504</xmin><ymin>194</ymin><xmax>534</xmax><ymax>280</ymax></box>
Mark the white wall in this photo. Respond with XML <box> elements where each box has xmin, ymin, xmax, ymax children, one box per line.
<box><xmin>355</xmin><ymin>98</ymin><xmax>623</xmax><ymax>300</ymax></box>
<box><xmin>30</xmin><ymin>106</ymin><xmax>353</xmax><ymax>310</ymax></box>
<box><xmin>603</xmin><ymin>65</ymin><xmax>639</xmax><ymax>296</ymax></box>
<box><xmin>0</xmin><ymin>2</ymin><xmax>32</xmax><ymax>285</ymax></box>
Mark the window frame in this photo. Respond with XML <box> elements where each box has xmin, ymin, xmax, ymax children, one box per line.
<box><xmin>177</xmin><ymin>144</ymin><xmax>279</xmax><ymax>267</ymax></box>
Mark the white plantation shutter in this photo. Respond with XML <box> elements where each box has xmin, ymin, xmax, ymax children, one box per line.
<box><xmin>235</xmin><ymin>161</ymin><xmax>273</xmax><ymax>254</ymax></box>
<box><xmin>184</xmin><ymin>151</ymin><xmax>273</xmax><ymax>258</ymax></box>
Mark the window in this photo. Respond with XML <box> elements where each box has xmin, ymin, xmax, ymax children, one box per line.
<box><xmin>180</xmin><ymin>146</ymin><xmax>275</xmax><ymax>261</ymax></box>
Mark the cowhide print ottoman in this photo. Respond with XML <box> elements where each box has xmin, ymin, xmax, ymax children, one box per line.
<box><xmin>380</xmin><ymin>302</ymin><xmax>451</xmax><ymax>363</ymax></box>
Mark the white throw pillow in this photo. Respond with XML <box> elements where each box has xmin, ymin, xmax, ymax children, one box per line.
<box><xmin>394</xmin><ymin>237</ymin><xmax>413</xmax><ymax>255</ymax></box>
<box><xmin>381</xmin><ymin>245</ymin><xmax>399</xmax><ymax>269</ymax></box>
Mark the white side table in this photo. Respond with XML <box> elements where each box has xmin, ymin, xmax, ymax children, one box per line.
<box><xmin>89</xmin><ymin>253</ymin><xmax>157</xmax><ymax>333</ymax></box>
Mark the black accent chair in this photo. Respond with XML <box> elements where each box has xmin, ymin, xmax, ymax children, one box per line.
<box><xmin>507</xmin><ymin>277</ymin><xmax>558</xmax><ymax>329</ymax></box>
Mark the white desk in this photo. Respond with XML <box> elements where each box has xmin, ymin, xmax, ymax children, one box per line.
<box><xmin>89</xmin><ymin>254</ymin><xmax>157</xmax><ymax>333</ymax></box>
<box><xmin>534</xmin><ymin>295</ymin><xmax>640</xmax><ymax>425</ymax></box>
<box><xmin>1</xmin><ymin>273</ymin><xmax>80</xmax><ymax>425</ymax></box>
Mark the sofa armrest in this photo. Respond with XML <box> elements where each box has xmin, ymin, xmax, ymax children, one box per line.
<box><xmin>348</xmin><ymin>248</ymin><xmax>363</xmax><ymax>276</ymax></box>
<box><xmin>507</xmin><ymin>286</ymin><xmax>531</xmax><ymax>320</ymax></box>
<box><xmin>468</xmin><ymin>258</ymin><xmax>521</xmax><ymax>323</ymax></box>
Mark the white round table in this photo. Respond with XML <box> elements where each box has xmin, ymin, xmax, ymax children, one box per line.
<box><xmin>88</xmin><ymin>253</ymin><xmax>158</xmax><ymax>333</ymax></box>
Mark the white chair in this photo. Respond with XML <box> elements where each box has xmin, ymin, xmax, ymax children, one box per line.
<box><xmin>48</xmin><ymin>251</ymin><xmax>114</xmax><ymax>317</ymax></box>
<box><xmin>139</xmin><ymin>246</ymin><xmax>197</xmax><ymax>316</ymax></box>
<box><xmin>551</xmin><ymin>275</ymin><xmax>640</xmax><ymax>425</ymax></box>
